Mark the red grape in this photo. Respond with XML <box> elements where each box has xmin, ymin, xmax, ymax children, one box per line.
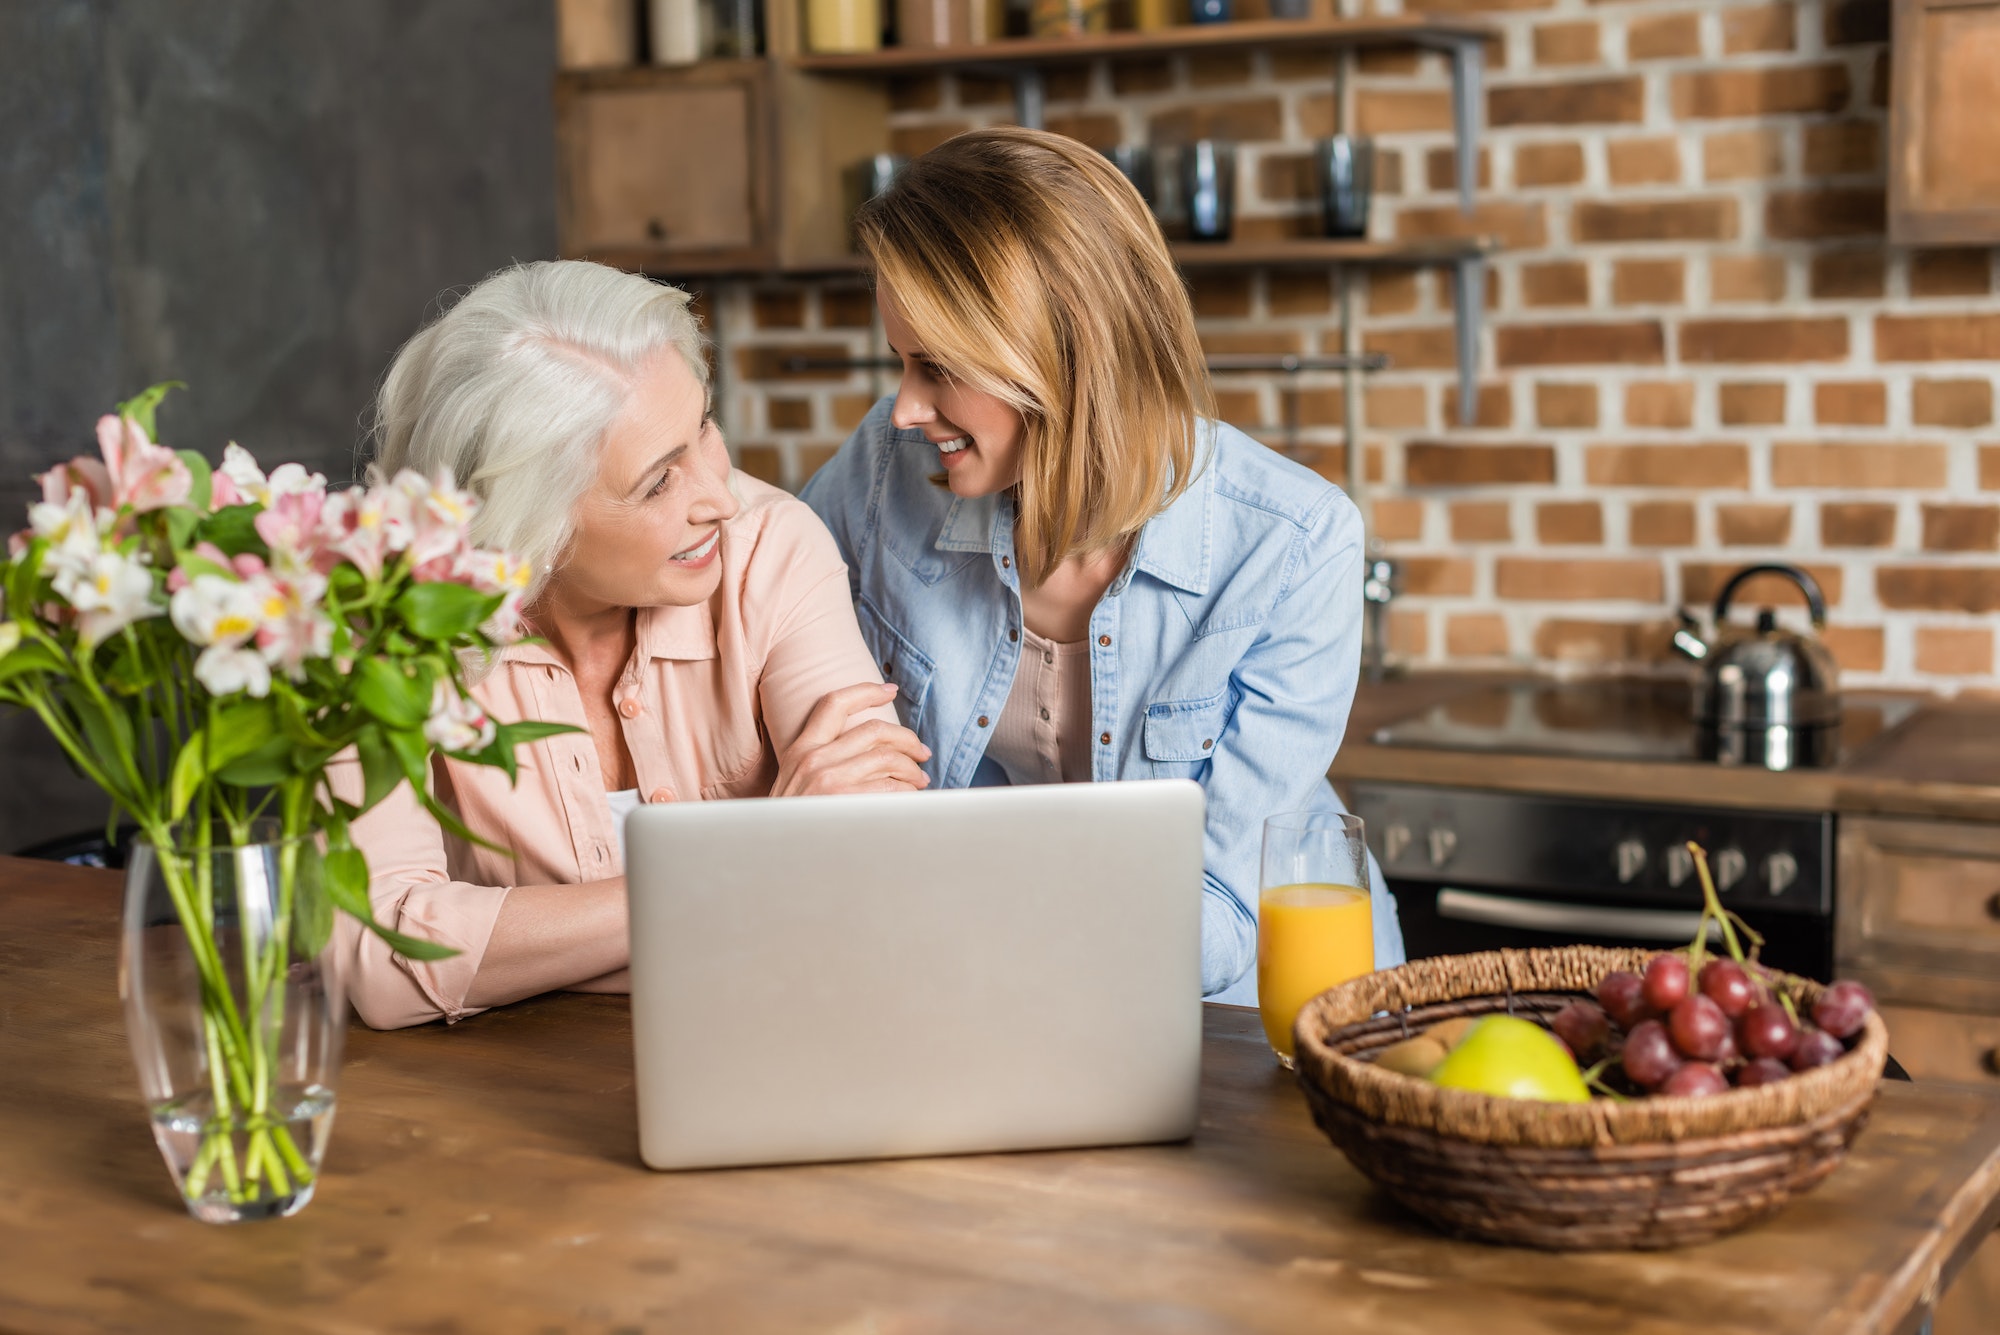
<box><xmin>1714</xmin><ymin>1027</ymin><xmax>1741</xmax><ymax>1067</ymax></box>
<box><xmin>1736</xmin><ymin>1057</ymin><xmax>1791</xmax><ymax>1088</ymax></box>
<box><xmin>1790</xmin><ymin>1028</ymin><xmax>1845</xmax><ymax>1071</ymax></box>
<box><xmin>1642</xmin><ymin>954</ymin><xmax>1691</xmax><ymax>1013</ymax></box>
<box><xmin>1668</xmin><ymin>994</ymin><xmax>1730</xmax><ymax>1062</ymax></box>
<box><xmin>1739</xmin><ymin>1002</ymin><xmax>1799</xmax><ymax>1060</ymax></box>
<box><xmin>1661</xmin><ymin>1062</ymin><xmax>1728</xmax><ymax>1098</ymax></box>
<box><xmin>1551</xmin><ymin>1001</ymin><xmax>1611</xmax><ymax>1061</ymax></box>
<box><xmin>1622</xmin><ymin>1019</ymin><xmax>1681</xmax><ymax>1090</ymax></box>
<box><xmin>1699</xmin><ymin>959</ymin><xmax>1756</xmax><ymax>1018</ymax></box>
<box><xmin>1596</xmin><ymin>971</ymin><xmax>1651</xmax><ymax>1030</ymax></box>
<box><xmin>1812</xmin><ymin>980</ymin><xmax>1875</xmax><ymax>1041</ymax></box>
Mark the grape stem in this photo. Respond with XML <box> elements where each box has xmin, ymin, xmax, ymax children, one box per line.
<box><xmin>1687</xmin><ymin>842</ymin><xmax>1747</xmax><ymax>963</ymax></box>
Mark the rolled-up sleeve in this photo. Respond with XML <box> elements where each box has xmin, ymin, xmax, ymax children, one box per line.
<box><xmin>745</xmin><ymin>499</ymin><xmax>899</xmax><ymax>755</ymax></box>
<box><xmin>328</xmin><ymin>755</ymin><xmax>512</xmax><ymax>1029</ymax></box>
<box><xmin>1196</xmin><ymin>490</ymin><xmax>1367</xmax><ymax>997</ymax></box>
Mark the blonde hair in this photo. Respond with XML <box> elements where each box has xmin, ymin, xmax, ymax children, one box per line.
<box><xmin>856</xmin><ymin>127</ymin><xmax>1213</xmax><ymax>587</ymax></box>
<box><xmin>371</xmin><ymin>259</ymin><xmax>709</xmax><ymax>606</ymax></box>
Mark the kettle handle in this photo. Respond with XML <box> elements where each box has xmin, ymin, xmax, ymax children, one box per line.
<box><xmin>1712</xmin><ymin>563</ymin><xmax>1827</xmax><ymax>629</ymax></box>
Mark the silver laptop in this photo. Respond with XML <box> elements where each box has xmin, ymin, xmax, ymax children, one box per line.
<box><xmin>624</xmin><ymin>779</ymin><xmax>1206</xmax><ymax>1171</ymax></box>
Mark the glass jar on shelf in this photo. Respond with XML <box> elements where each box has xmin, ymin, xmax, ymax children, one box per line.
<box><xmin>1030</xmin><ymin>0</ymin><xmax>1110</xmax><ymax>37</ymax></box>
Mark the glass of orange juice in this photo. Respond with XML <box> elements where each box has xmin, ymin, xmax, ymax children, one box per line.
<box><xmin>1259</xmin><ymin>811</ymin><xmax>1374</xmax><ymax>1068</ymax></box>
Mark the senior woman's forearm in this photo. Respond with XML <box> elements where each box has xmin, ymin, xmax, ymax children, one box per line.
<box><xmin>463</xmin><ymin>879</ymin><xmax>631</xmax><ymax>1009</ymax></box>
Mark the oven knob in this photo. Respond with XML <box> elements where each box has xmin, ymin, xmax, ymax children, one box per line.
<box><xmin>1714</xmin><ymin>847</ymin><xmax>1748</xmax><ymax>892</ymax></box>
<box><xmin>1764</xmin><ymin>850</ymin><xmax>1799</xmax><ymax>897</ymax></box>
<box><xmin>1664</xmin><ymin>844</ymin><xmax>1694</xmax><ymax>889</ymax></box>
<box><xmin>1615</xmin><ymin>838</ymin><xmax>1648</xmax><ymax>884</ymax></box>
<box><xmin>1427</xmin><ymin>827</ymin><xmax>1458</xmax><ymax>868</ymax></box>
<box><xmin>1383</xmin><ymin>823</ymin><xmax>1413</xmax><ymax>864</ymax></box>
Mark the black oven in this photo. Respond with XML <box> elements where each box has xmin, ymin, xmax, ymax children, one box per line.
<box><xmin>1348</xmin><ymin>783</ymin><xmax>1836</xmax><ymax>982</ymax></box>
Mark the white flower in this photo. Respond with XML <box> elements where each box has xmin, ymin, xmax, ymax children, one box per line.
<box><xmin>30</xmin><ymin>490</ymin><xmax>111</xmax><ymax>588</ymax></box>
<box><xmin>218</xmin><ymin>445</ymin><xmax>327</xmax><ymax>510</ymax></box>
<box><xmin>194</xmin><ymin>644</ymin><xmax>272</xmax><ymax>698</ymax></box>
<box><xmin>455</xmin><ymin>546</ymin><xmax>534</xmax><ymax>643</ymax></box>
<box><xmin>0</xmin><ymin>622</ymin><xmax>20</xmax><ymax>660</ymax></box>
<box><xmin>63</xmin><ymin>549</ymin><xmax>162</xmax><ymax>646</ymax></box>
<box><xmin>422</xmin><ymin>680</ymin><xmax>495</xmax><ymax>754</ymax></box>
<box><xmin>394</xmin><ymin>468</ymin><xmax>478</xmax><ymax>570</ymax></box>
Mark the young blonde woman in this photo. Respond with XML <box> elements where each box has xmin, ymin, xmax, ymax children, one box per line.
<box><xmin>336</xmin><ymin>260</ymin><xmax>930</xmax><ymax>1029</ymax></box>
<box><xmin>802</xmin><ymin>128</ymin><xmax>1404</xmax><ymax>1003</ymax></box>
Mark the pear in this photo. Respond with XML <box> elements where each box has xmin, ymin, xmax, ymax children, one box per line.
<box><xmin>1375</xmin><ymin>1035</ymin><xmax>1450</xmax><ymax>1078</ymax></box>
<box><xmin>1428</xmin><ymin>1015</ymin><xmax>1591</xmax><ymax>1103</ymax></box>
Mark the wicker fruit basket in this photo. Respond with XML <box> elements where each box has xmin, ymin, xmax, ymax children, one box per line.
<box><xmin>1292</xmin><ymin>945</ymin><xmax>1890</xmax><ymax>1251</ymax></box>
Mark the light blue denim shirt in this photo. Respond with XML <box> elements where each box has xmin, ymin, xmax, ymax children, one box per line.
<box><xmin>802</xmin><ymin>401</ymin><xmax>1405</xmax><ymax>1001</ymax></box>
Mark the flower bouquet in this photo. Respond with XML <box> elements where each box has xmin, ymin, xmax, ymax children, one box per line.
<box><xmin>0</xmin><ymin>384</ymin><xmax>562</xmax><ymax>1222</ymax></box>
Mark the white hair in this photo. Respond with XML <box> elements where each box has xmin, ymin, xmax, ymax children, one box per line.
<box><xmin>371</xmin><ymin>260</ymin><xmax>710</xmax><ymax>603</ymax></box>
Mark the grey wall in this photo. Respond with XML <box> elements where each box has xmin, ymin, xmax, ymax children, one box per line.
<box><xmin>0</xmin><ymin>0</ymin><xmax>557</xmax><ymax>855</ymax></box>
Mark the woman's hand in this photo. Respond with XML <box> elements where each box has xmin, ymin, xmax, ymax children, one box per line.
<box><xmin>772</xmin><ymin>683</ymin><xmax>932</xmax><ymax>796</ymax></box>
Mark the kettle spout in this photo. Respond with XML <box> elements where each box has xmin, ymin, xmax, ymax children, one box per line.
<box><xmin>1672</xmin><ymin>610</ymin><xmax>1709</xmax><ymax>661</ymax></box>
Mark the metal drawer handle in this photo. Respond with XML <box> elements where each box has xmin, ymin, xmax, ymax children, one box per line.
<box><xmin>1986</xmin><ymin>891</ymin><xmax>2000</xmax><ymax>922</ymax></box>
<box><xmin>1984</xmin><ymin>1047</ymin><xmax>2000</xmax><ymax>1078</ymax></box>
<box><xmin>1435</xmin><ymin>889</ymin><xmax>1721</xmax><ymax>943</ymax></box>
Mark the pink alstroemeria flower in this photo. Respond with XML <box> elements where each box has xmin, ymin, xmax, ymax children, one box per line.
<box><xmin>254</xmin><ymin>488</ymin><xmax>328</xmax><ymax>572</ymax></box>
<box><xmin>95</xmin><ymin>414</ymin><xmax>192</xmax><ymax>514</ymax></box>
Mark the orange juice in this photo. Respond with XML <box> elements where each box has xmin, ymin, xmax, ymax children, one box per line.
<box><xmin>1258</xmin><ymin>883</ymin><xmax>1374</xmax><ymax>1063</ymax></box>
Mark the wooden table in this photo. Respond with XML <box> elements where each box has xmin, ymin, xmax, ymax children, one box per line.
<box><xmin>4</xmin><ymin>856</ymin><xmax>1999</xmax><ymax>1334</ymax></box>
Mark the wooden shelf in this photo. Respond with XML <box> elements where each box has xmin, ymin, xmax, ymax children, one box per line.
<box><xmin>787</xmin><ymin>16</ymin><xmax>1493</xmax><ymax>75</ymax></box>
<box><xmin>1170</xmin><ymin>236</ymin><xmax>1495</xmax><ymax>269</ymax></box>
<box><xmin>610</xmin><ymin>236</ymin><xmax>1494</xmax><ymax>281</ymax></box>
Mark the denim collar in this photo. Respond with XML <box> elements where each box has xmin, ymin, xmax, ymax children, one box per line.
<box><xmin>929</xmin><ymin>425</ymin><xmax>1216</xmax><ymax>596</ymax></box>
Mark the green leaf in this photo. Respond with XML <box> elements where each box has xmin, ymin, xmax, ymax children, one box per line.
<box><xmin>59</xmin><ymin>684</ymin><xmax>137</xmax><ymax>780</ymax></box>
<box><xmin>322</xmin><ymin>845</ymin><xmax>459</xmax><ymax>961</ymax></box>
<box><xmin>7</xmin><ymin>540</ymin><xmax>46</xmax><ymax>616</ymax></box>
<box><xmin>395</xmin><ymin>583</ymin><xmax>499</xmax><ymax>641</ymax></box>
<box><xmin>116</xmin><ymin>381</ymin><xmax>186</xmax><ymax>438</ymax></box>
<box><xmin>355</xmin><ymin>658</ymin><xmax>431</xmax><ymax>730</ymax></box>
<box><xmin>198</xmin><ymin>504</ymin><xmax>269</xmax><ymax>560</ymax></box>
<box><xmin>0</xmin><ymin>641</ymin><xmax>66</xmax><ymax>686</ymax></box>
<box><xmin>353</xmin><ymin>723</ymin><xmax>404</xmax><ymax>810</ymax></box>
<box><xmin>384</xmin><ymin>724</ymin><xmax>430</xmax><ymax>785</ymax></box>
<box><xmin>169</xmin><ymin>699</ymin><xmax>279</xmax><ymax>818</ymax></box>
<box><xmin>214</xmin><ymin>734</ymin><xmax>296</xmax><ymax>787</ymax></box>
<box><xmin>291</xmin><ymin>850</ymin><xmax>334</xmax><ymax>958</ymax></box>
<box><xmin>164</xmin><ymin>504</ymin><xmax>201</xmax><ymax>551</ymax></box>
<box><xmin>175</xmin><ymin>449</ymin><xmax>212</xmax><ymax>513</ymax></box>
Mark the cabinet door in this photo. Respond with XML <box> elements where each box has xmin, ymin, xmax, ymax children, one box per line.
<box><xmin>1890</xmin><ymin>0</ymin><xmax>2000</xmax><ymax>244</ymax></box>
<box><xmin>556</xmin><ymin>65</ymin><xmax>773</xmax><ymax>272</ymax></box>
<box><xmin>1837</xmin><ymin>815</ymin><xmax>2000</xmax><ymax>1013</ymax></box>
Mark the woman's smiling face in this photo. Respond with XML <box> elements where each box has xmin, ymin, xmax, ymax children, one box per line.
<box><xmin>554</xmin><ymin>346</ymin><xmax>741</xmax><ymax>613</ymax></box>
<box><xmin>879</xmin><ymin>281</ymin><xmax>1026</xmax><ymax>499</ymax></box>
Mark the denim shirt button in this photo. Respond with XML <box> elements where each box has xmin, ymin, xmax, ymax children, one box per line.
<box><xmin>978</xmin><ymin>715</ymin><xmax>991</xmax><ymax>728</ymax></box>
<box><xmin>1008</xmin><ymin>628</ymin><xmax>1019</xmax><ymax>642</ymax></box>
<box><xmin>1202</xmin><ymin>739</ymin><xmax>1214</xmax><ymax>750</ymax></box>
<box><xmin>1099</xmin><ymin>731</ymin><xmax>1112</xmax><ymax>745</ymax></box>
<box><xmin>1001</xmin><ymin>556</ymin><xmax>1011</xmax><ymax>569</ymax></box>
<box><xmin>1097</xmin><ymin>634</ymin><xmax>1111</xmax><ymax>647</ymax></box>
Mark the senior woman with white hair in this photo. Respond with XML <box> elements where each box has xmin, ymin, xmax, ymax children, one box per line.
<box><xmin>336</xmin><ymin>260</ymin><xmax>929</xmax><ymax>1029</ymax></box>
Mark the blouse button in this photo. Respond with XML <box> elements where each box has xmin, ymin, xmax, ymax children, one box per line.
<box><xmin>1099</xmin><ymin>731</ymin><xmax>1112</xmax><ymax>746</ymax></box>
<box><xmin>649</xmin><ymin>786</ymin><xmax>675</xmax><ymax>804</ymax></box>
<box><xmin>572</xmin><ymin>754</ymin><xmax>584</xmax><ymax>773</ymax></box>
<box><xmin>618</xmin><ymin>699</ymin><xmax>642</xmax><ymax>719</ymax></box>
<box><xmin>1039</xmin><ymin>708</ymin><xmax>1051</xmax><ymax>721</ymax></box>
<box><xmin>977</xmin><ymin>715</ymin><xmax>991</xmax><ymax>728</ymax></box>
<box><xmin>1097</xmin><ymin>634</ymin><xmax>1112</xmax><ymax>647</ymax></box>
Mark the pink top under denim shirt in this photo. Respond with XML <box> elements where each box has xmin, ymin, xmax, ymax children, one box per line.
<box><xmin>330</xmin><ymin>473</ymin><xmax>895</xmax><ymax>1029</ymax></box>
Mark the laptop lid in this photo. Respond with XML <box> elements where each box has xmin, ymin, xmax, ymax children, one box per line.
<box><xmin>625</xmin><ymin>779</ymin><xmax>1206</xmax><ymax>1170</ymax></box>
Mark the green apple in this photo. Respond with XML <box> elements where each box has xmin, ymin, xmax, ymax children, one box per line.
<box><xmin>1428</xmin><ymin>1015</ymin><xmax>1591</xmax><ymax>1103</ymax></box>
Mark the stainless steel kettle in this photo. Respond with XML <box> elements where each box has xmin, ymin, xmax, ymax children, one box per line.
<box><xmin>1671</xmin><ymin>563</ymin><xmax>1840</xmax><ymax>769</ymax></box>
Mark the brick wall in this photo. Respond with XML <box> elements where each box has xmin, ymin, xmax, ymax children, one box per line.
<box><xmin>709</xmin><ymin>0</ymin><xmax>2000</xmax><ymax>691</ymax></box>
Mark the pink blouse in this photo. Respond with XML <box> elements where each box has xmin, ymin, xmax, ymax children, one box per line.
<box><xmin>331</xmin><ymin>474</ymin><xmax>895</xmax><ymax>1029</ymax></box>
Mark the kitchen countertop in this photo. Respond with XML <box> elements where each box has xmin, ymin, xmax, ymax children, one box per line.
<box><xmin>4</xmin><ymin>855</ymin><xmax>2000</xmax><ymax>1334</ymax></box>
<box><xmin>1335</xmin><ymin>671</ymin><xmax>2000</xmax><ymax>821</ymax></box>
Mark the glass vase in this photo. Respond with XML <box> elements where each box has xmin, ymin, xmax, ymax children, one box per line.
<box><xmin>120</xmin><ymin>824</ymin><xmax>347</xmax><ymax>1224</ymax></box>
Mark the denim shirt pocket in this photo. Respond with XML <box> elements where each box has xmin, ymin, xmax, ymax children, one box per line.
<box><xmin>1143</xmin><ymin>688</ymin><xmax>1232</xmax><ymax>771</ymax></box>
<box><xmin>856</xmin><ymin>592</ymin><xmax>937</xmax><ymax>734</ymax></box>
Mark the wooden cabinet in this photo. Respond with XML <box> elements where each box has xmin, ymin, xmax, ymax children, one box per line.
<box><xmin>1889</xmin><ymin>0</ymin><xmax>2000</xmax><ymax>244</ymax></box>
<box><xmin>554</xmin><ymin>62</ymin><xmax>888</xmax><ymax>275</ymax></box>
<box><xmin>1840</xmin><ymin>815</ymin><xmax>2000</xmax><ymax>1335</ymax></box>
<box><xmin>1838</xmin><ymin>815</ymin><xmax>2000</xmax><ymax>1015</ymax></box>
